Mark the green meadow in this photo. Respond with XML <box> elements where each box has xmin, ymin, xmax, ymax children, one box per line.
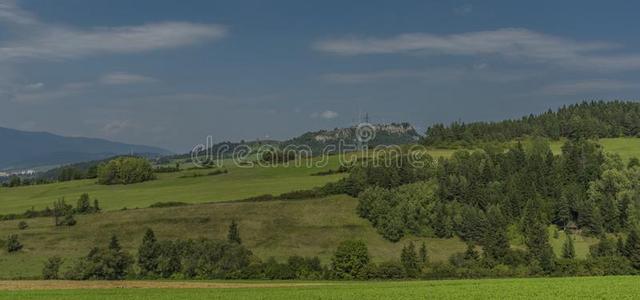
<box><xmin>1</xmin><ymin>276</ymin><xmax>640</xmax><ymax>299</ymax></box>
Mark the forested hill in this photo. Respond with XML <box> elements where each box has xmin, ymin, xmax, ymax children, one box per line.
<box><xmin>0</xmin><ymin>127</ymin><xmax>171</xmax><ymax>170</ymax></box>
<box><xmin>423</xmin><ymin>101</ymin><xmax>640</xmax><ymax>146</ymax></box>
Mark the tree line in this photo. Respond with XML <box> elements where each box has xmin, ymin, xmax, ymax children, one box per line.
<box><xmin>423</xmin><ymin>101</ymin><xmax>640</xmax><ymax>147</ymax></box>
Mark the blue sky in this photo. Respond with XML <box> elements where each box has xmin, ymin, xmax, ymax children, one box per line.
<box><xmin>1</xmin><ymin>0</ymin><xmax>640</xmax><ymax>151</ymax></box>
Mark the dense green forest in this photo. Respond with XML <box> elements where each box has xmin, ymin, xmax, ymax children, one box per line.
<box><xmin>423</xmin><ymin>101</ymin><xmax>640</xmax><ymax>146</ymax></box>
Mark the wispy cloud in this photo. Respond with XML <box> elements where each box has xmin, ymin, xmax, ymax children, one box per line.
<box><xmin>0</xmin><ymin>0</ymin><xmax>36</xmax><ymax>25</ymax></box>
<box><xmin>99</xmin><ymin>72</ymin><xmax>158</xmax><ymax>85</ymax></box>
<box><xmin>311</xmin><ymin>110</ymin><xmax>339</xmax><ymax>119</ymax></box>
<box><xmin>102</xmin><ymin>120</ymin><xmax>131</xmax><ymax>136</ymax></box>
<box><xmin>323</xmin><ymin>66</ymin><xmax>530</xmax><ymax>84</ymax></box>
<box><xmin>539</xmin><ymin>79</ymin><xmax>638</xmax><ymax>95</ymax></box>
<box><xmin>9</xmin><ymin>72</ymin><xmax>158</xmax><ymax>103</ymax></box>
<box><xmin>0</xmin><ymin>1</ymin><xmax>227</xmax><ymax>62</ymax></box>
<box><xmin>314</xmin><ymin>28</ymin><xmax>640</xmax><ymax>71</ymax></box>
<box><xmin>0</xmin><ymin>22</ymin><xmax>226</xmax><ymax>62</ymax></box>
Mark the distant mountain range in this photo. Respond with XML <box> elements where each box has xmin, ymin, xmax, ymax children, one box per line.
<box><xmin>0</xmin><ymin>127</ymin><xmax>171</xmax><ymax>170</ymax></box>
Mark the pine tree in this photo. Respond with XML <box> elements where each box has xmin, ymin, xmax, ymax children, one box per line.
<box><xmin>419</xmin><ymin>242</ymin><xmax>428</xmax><ymax>264</ymax></box>
<box><xmin>138</xmin><ymin>228</ymin><xmax>160</xmax><ymax>276</ymax></box>
<box><xmin>562</xmin><ymin>232</ymin><xmax>575</xmax><ymax>259</ymax></box>
<box><xmin>93</xmin><ymin>199</ymin><xmax>101</xmax><ymax>212</ymax></box>
<box><xmin>624</xmin><ymin>229</ymin><xmax>640</xmax><ymax>269</ymax></box>
<box><xmin>524</xmin><ymin>199</ymin><xmax>555</xmax><ymax>272</ymax></box>
<box><xmin>617</xmin><ymin>236</ymin><xmax>626</xmax><ymax>256</ymax></box>
<box><xmin>227</xmin><ymin>220</ymin><xmax>242</xmax><ymax>244</ymax></box>
<box><xmin>77</xmin><ymin>193</ymin><xmax>91</xmax><ymax>214</ymax></box>
<box><xmin>483</xmin><ymin>206</ymin><xmax>510</xmax><ymax>261</ymax></box>
<box><xmin>109</xmin><ymin>234</ymin><xmax>122</xmax><ymax>252</ymax></box>
<box><xmin>400</xmin><ymin>242</ymin><xmax>419</xmax><ymax>277</ymax></box>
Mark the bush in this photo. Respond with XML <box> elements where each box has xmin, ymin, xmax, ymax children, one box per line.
<box><xmin>97</xmin><ymin>157</ymin><xmax>155</xmax><ymax>185</ymax></box>
<box><xmin>6</xmin><ymin>234</ymin><xmax>23</xmax><ymax>253</ymax></box>
<box><xmin>42</xmin><ymin>256</ymin><xmax>63</xmax><ymax>279</ymax></box>
<box><xmin>18</xmin><ymin>221</ymin><xmax>28</xmax><ymax>230</ymax></box>
<box><xmin>149</xmin><ymin>202</ymin><xmax>190</xmax><ymax>208</ymax></box>
<box><xmin>331</xmin><ymin>240</ymin><xmax>370</xmax><ymax>279</ymax></box>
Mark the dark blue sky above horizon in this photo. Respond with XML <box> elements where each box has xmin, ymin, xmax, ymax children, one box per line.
<box><xmin>1</xmin><ymin>0</ymin><xmax>640</xmax><ymax>151</ymax></box>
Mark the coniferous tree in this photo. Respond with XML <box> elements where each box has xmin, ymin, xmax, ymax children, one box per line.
<box><xmin>400</xmin><ymin>242</ymin><xmax>419</xmax><ymax>277</ymax></box>
<box><xmin>483</xmin><ymin>206</ymin><xmax>510</xmax><ymax>262</ymax></box>
<box><xmin>624</xmin><ymin>229</ymin><xmax>640</xmax><ymax>269</ymax></box>
<box><xmin>227</xmin><ymin>220</ymin><xmax>242</xmax><ymax>244</ymax></box>
<box><xmin>419</xmin><ymin>242</ymin><xmax>428</xmax><ymax>264</ymax></box>
<box><xmin>138</xmin><ymin>228</ymin><xmax>160</xmax><ymax>276</ymax></box>
<box><xmin>562</xmin><ymin>232</ymin><xmax>575</xmax><ymax>259</ymax></box>
<box><xmin>524</xmin><ymin>199</ymin><xmax>555</xmax><ymax>272</ymax></box>
<box><xmin>617</xmin><ymin>236</ymin><xmax>626</xmax><ymax>256</ymax></box>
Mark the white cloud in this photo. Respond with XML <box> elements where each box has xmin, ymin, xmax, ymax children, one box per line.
<box><xmin>539</xmin><ymin>79</ymin><xmax>638</xmax><ymax>96</ymax></box>
<box><xmin>0</xmin><ymin>22</ymin><xmax>226</xmax><ymax>62</ymax></box>
<box><xmin>314</xmin><ymin>28</ymin><xmax>640</xmax><ymax>71</ymax></box>
<box><xmin>0</xmin><ymin>1</ymin><xmax>227</xmax><ymax>62</ymax></box>
<box><xmin>102</xmin><ymin>120</ymin><xmax>131</xmax><ymax>136</ymax></box>
<box><xmin>311</xmin><ymin>110</ymin><xmax>339</xmax><ymax>119</ymax></box>
<box><xmin>0</xmin><ymin>0</ymin><xmax>36</xmax><ymax>25</ymax></box>
<box><xmin>99</xmin><ymin>72</ymin><xmax>157</xmax><ymax>85</ymax></box>
<box><xmin>323</xmin><ymin>67</ymin><xmax>529</xmax><ymax>84</ymax></box>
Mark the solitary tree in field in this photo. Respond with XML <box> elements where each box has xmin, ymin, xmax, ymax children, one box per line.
<box><xmin>562</xmin><ymin>232</ymin><xmax>575</xmax><ymax>259</ymax></box>
<box><xmin>227</xmin><ymin>220</ymin><xmax>242</xmax><ymax>244</ymax></box>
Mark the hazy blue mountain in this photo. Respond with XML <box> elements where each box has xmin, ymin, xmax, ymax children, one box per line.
<box><xmin>0</xmin><ymin>127</ymin><xmax>171</xmax><ymax>170</ymax></box>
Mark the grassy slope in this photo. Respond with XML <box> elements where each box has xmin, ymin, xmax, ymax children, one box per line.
<box><xmin>0</xmin><ymin>195</ymin><xmax>466</xmax><ymax>279</ymax></box>
<box><xmin>0</xmin><ymin>150</ymin><xmax>457</xmax><ymax>214</ymax></box>
<box><xmin>0</xmin><ymin>138</ymin><xmax>637</xmax><ymax>279</ymax></box>
<box><xmin>1</xmin><ymin>277</ymin><xmax>640</xmax><ymax>299</ymax></box>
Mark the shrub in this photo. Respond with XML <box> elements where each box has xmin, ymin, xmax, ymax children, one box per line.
<box><xmin>42</xmin><ymin>256</ymin><xmax>63</xmax><ymax>279</ymax></box>
<box><xmin>97</xmin><ymin>157</ymin><xmax>155</xmax><ymax>185</ymax></box>
<box><xmin>6</xmin><ymin>234</ymin><xmax>23</xmax><ymax>253</ymax></box>
<box><xmin>18</xmin><ymin>221</ymin><xmax>28</xmax><ymax>230</ymax></box>
<box><xmin>331</xmin><ymin>240</ymin><xmax>370</xmax><ymax>279</ymax></box>
<box><xmin>149</xmin><ymin>201</ymin><xmax>190</xmax><ymax>208</ymax></box>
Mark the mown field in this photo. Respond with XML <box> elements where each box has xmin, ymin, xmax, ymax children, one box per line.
<box><xmin>0</xmin><ymin>195</ymin><xmax>596</xmax><ymax>279</ymax></box>
<box><xmin>0</xmin><ymin>276</ymin><xmax>639</xmax><ymax>299</ymax></box>
<box><xmin>0</xmin><ymin>195</ymin><xmax>468</xmax><ymax>279</ymax></box>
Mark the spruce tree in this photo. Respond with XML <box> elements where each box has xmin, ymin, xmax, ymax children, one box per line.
<box><xmin>562</xmin><ymin>232</ymin><xmax>575</xmax><ymax>259</ymax></box>
<box><xmin>227</xmin><ymin>220</ymin><xmax>242</xmax><ymax>244</ymax></box>
<box><xmin>109</xmin><ymin>234</ymin><xmax>122</xmax><ymax>252</ymax></box>
<box><xmin>419</xmin><ymin>242</ymin><xmax>428</xmax><ymax>264</ymax></box>
<box><xmin>138</xmin><ymin>228</ymin><xmax>160</xmax><ymax>276</ymax></box>
<box><xmin>400</xmin><ymin>242</ymin><xmax>419</xmax><ymax>277</ymax></box>
<box><xmin>624</xmin><ymin>229</ymin><xmax>640</xmax><ymax>269</ymax></box>
<box><xmin>524</xmin><ymin>199</ymin><xmax>555</xmax><ymax>272</ymax></box>
<box><xmin>483</xmin><ymin>206</ymin><xmax>510</xmax><ymax>261</ymax></box>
